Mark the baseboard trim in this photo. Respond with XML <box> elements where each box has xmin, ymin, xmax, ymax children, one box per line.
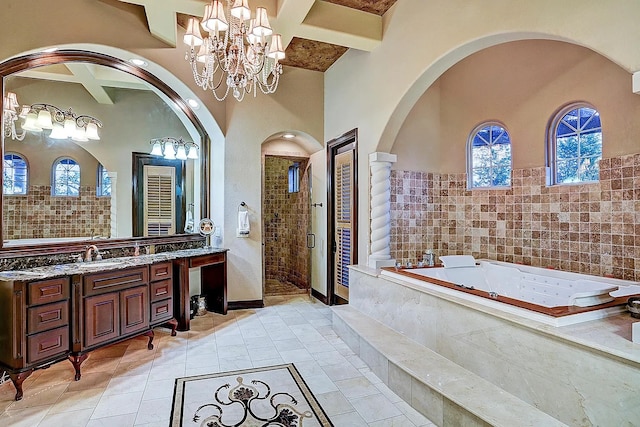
<box><xmin>333</xmin><ymin>294</ymin><xmax>348</xmax><ymax>305</ymax></box>
<box><xmin>228</xmin><ymin>300</ymin><xmax>264</xmax><ymax>310</ymax></box>
<box><xmin>311</xmin><ymin>289</ymin><xmax>328</xmax><ymax>305</ymax></box>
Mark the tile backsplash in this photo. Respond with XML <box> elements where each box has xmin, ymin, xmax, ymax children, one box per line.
<box><xmin>390</xmin><ymin>152</ymin><xmax>640</xmax><ymax>281</ymax></box>
<box><xmin>3</xmin><ymin>185</ymin><xmax>111</xmax><ymax>241</ymax></box>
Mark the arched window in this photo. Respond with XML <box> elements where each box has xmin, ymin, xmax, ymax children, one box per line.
<box><xmin>547</xmin><ymin>103</ymin><xmax>602</xmax><ymax>184</ymax></box>
<box><xmin>97</xmin><ymin>164</ymin><xmax>112</xmax><ymax>197</ymax></box>
<box><xmin>3</xmin><ymin>153</ymin><xmax>28</xmax><ymax>195</ymax></box>
<box><xmin>52</xmin><ymin>157</ymin><xmax>80</xmax><ymax>196</ymax></box>
<box><xmin>467</xmin><ymin>122</ymin><xmax>512</xmax><ymax>188</ymax></box>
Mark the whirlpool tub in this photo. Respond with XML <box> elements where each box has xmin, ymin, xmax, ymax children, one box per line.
<box><xmin>381</xmin><ymin>258</ymin><xmax>640</xmax><ymax>326</ymax></box>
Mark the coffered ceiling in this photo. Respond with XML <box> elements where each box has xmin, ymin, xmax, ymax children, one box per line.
<box><xmin>118</xmin><ymin>0</ymin><xmax>397</xmax><ymax>72</ymax></box>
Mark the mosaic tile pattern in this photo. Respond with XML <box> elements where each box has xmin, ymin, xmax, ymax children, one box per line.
<box><xmin>263</xmin><ymin>157</ymin><xmax>310</xmax><ymax>291</ymax></box>
<box><xmin>390</xmin><ymin>152</ymin><xmax>640</xmax><ymax>281</ymax></box>
<box><xmin>3</xmin><ymin>185</ymin><xmax>110</xmax><ymax>240</ymax></box>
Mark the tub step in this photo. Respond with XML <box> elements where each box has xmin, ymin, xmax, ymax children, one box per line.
<box><xmin>332</xmin><ymin>305</ymin><xmax>567</xmax><ymax>427</ymax></box>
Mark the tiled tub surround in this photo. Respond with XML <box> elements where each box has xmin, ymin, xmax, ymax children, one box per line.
<box><xmin>339</xmin><ymin>266</ymin><xmax>640</xmax><ymax>426</ymax></box>
<box><xmin>3</xmin><ymin>185</ymin><xmax>111</xmax><ymax>241</ymax></box>
<box><xmin>263</xmin><ymin>157</ymin><xmax>310</xmax><ymax>290</ymax></box>
<box><xmin>390</xmin><ymin>152</ymin><xmax>640</xmax><ymax>281</ymax></box>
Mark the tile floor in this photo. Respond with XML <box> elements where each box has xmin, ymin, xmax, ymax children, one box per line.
<box><xmin>0</xmin><ymin>295</ymin><xmax>435</xmax><ymax>427</ymax></box>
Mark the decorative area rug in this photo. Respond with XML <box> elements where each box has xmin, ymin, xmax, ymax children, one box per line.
<box><xmin>171</xmin><ymin>363</ymin><xmax>333</xmax><ymax>426</ymax></box>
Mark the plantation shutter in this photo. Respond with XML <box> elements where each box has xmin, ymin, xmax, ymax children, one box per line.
<box><xmin>143</xmin><ymin>165</ymin><xmax>175</xmax><ymax>236</ymax></box>
<box><xmin>334</xmin><ymin>150</ymin><xmax>353</xmax><ymax>300</ymax></box>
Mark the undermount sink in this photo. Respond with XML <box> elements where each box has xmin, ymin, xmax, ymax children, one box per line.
<box><xmin>76</xmin><ymin>261</ymin><xmax>123</xmax><ymax>269</ymax></box>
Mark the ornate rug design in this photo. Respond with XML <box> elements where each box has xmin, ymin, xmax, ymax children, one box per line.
<box><xmin>171</xmin><ymin>363</ymin><xmax>333</xmax><ymax>426</ymax></box>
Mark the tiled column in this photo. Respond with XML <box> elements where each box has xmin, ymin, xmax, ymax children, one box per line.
<box><xmin>108</xmin><ymin>172</ymin><xmax>117</xmax><ymax>237</ymax></box>
<box><xmin>368</xmin><ymin>152</ymin><xmax>397</xmax><ymax>269</ymax></box>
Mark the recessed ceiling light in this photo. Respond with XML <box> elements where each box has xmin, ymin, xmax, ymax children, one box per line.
<box><xmin>283</xmin><ymin>133</ymin><xmax>295</xmax><ymax>139</ymax></box>
<box><xmin>42</xmin><ymin>47</ymin><xmax>58</xmax><ymax>53</ymax></box>
<box><xmin>187</xmin><ymin>98</ymin><xmax>200</xmax><ymax>109</ymax></box>
<box><xmin>130</xmin><ymin>58</ymin><xmax>148</xmax><ymax>67</ymax></box>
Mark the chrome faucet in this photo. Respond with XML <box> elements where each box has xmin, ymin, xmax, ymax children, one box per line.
<box><xmin>84</xmin><ymin>245</ymin><xmax>101</xmax><ymax>262</ymax></box>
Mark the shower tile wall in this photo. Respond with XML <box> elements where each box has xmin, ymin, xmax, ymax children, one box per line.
<box><xmin>390</xmin><ymin>152</ymin><xmax>640</xmax><ymax>281</ymax></box>
<box><xmin>3</xmin><ymin>185</ymin><xmax>111</xmax><ymax>240</ymax></box>
<box><xmin>263</xmin><ymin>157</ymin><xmax>310</xmax><ymax>289</ymax></box>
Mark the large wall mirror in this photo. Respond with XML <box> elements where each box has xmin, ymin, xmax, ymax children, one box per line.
<box><xmin>0</xmin><ymin>50</ymin><xmax>210</xmax><ymax>253</ymax></box>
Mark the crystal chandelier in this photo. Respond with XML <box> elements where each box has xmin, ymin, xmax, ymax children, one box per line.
<box><xmin>21</xmin><ymin>103</ymin><xmax>102</xmax><ymax>142</ymax></box>
<box><xmin>150</xmin><ymin>137</ymin><xmax>199</xmax><ymax>160</ymax></box>
<box><xmin>3</xmin><ymin>92</ymin><xmax>26</xmax><ymax>141</ymax></box>
<box><xmin>183</xmin><ymin>0</ymin><xmax>285</xmax><ymax>101</ymax></box>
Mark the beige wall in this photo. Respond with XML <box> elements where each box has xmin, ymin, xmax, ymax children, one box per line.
<box><xmin>391</xmin><ymin>40</ymin><xmax>640</xmax><ymax>173</ymax></box>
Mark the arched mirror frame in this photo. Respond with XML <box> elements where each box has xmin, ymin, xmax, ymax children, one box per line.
<box><xmin>0</xmin><ymin>50</ymin><xmax>210</xmax><ymax>257</ymax></box>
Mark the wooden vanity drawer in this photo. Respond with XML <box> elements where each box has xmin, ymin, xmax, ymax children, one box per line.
<box><xmin>27</xmin><ymin>301</ymin><xmax>68</xmax><ymax>334</ymax></box>
<box><xmin>189</xmin><ymin>253</ymin><xmax>225</xmax><ymax>268</ymax></box>
<box><xmin>150</xmin><ymin>279</ymin><xmax>173</xmax><ymax>302</ymax></box>
<box><xmin>150</xmin><ymin>299</ymin><xmax>173</xmax><ymax>323</ymax></box>
<box><xmin>28</xmin><ymin>278</ymin><xmax>69</xmax><ymax>306</ymax></box>
<box><xmin>83</xmin><ymin>266</ymin><xmax>148</xmax><ymax>296</ymax></box>
<box><xmin>150</xmin><ymin>262</ymin><xmax>172</xmax><ymax>281</ymax></box>
<box><xmin>27</xmin><ymin>326</ymin><xmax>69</xmax><ymax>364</ymax></box>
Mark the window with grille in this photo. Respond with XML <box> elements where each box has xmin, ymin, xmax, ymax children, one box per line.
<box><xmin>547</xmin><ymin>103</ymin><xmax>602</xmax><ymax>184</ymax></box>
<box><xmin>3</xmin><ymin>153</ymin><xmax>28</xmax><ymax>195</ymax></box>
<box><xmin>52</xmin><ymin>157</ymin><xmax>80</xmax><ymax>196</ymax></box>
<box><xmin>97</xmin><ymin>164</ymin><xmax>111</xmax><ymax>197</ymax></box>
<box><xmin>467</xmin><ymin>122</ymin><xmax>512</xmax><ymax>189</ymax></box>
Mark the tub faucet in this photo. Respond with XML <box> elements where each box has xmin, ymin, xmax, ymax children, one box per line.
<box><xmin>84</xmin><ymin>245</ymin><xmax>101</xmax><ymax>262</ymax></box>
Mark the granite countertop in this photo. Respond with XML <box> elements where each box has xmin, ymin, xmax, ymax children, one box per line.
<box><xmin>0</xmin><ymin>247</ymin><xmax>228</xmax><ymax>281</ymax></box>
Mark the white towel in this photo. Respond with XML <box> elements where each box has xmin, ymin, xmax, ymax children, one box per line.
<box><xmin>439</xmin><ymin>255</ymin><xmax>477</xmax><ymax>269</ymax></box>
<box><xmin>184</xmin><ymin>210</ymin><xmax>194</xmax><ymax>233</ymax></box>
<box><xmin>238</xmin><ymin>211</ymin><xmax>250</xmax><ymax>235</ymax></box>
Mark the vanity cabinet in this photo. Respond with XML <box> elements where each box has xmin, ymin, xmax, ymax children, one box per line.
<box><xmin>81</xmin><ymin>266</ymin><xmax>149</xmax><ymax>349</ymax></box>
<box><xmin>0</xmin><ymin>261</ymin><xmax>176</xmax><ymax>401</ymax></box>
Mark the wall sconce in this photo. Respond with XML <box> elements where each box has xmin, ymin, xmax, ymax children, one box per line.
<box><xmin>21</xmin><ymin>103</ymin><xmax>102</xmax><ymax>142</ymax></box>
<box><xmin>3</xmin><ymin>92</ymin><xmax>26</xmax><ymax>141</ymax></box>
<box><xmin>149</xmin><ymin>137</ymin><xmax>199</xmax><ymax>160</ymax></box>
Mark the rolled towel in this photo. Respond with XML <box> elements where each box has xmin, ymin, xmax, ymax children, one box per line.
<box><xmin>439</xmin><ymin>255</ymin><xmax>477</xmax><ymax>269</ymax></box>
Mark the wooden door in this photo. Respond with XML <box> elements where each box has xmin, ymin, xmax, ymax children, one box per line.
<box><xmin>120</xmin><ymin>286</ymin><xmax>149</xmax><ymax>336</ymax></box>
<box><xmin>327</xmin><ymin>129</ymin><xmax>357</xmax><ymax>304</ymax></box>
<box><xmin>84</xmin><ymin>293</ymin><xmax>119</xmax><ymax>348</ymax></box>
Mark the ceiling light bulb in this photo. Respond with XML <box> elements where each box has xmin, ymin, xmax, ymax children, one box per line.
<box><xmin>130</xmin><ymin>58</ymin><xmax>148</xmax><ymax>66</ymax></box>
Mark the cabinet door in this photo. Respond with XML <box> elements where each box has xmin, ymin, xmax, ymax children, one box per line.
<box><xmin>84</xmin><ymin>293</ymin><xmax>119</xmax><ymax>348</ymax></box>
<box><xmin>120</xmin><ymin>286</ymin><xmax>149</xmax><ymax>336</ymax></box>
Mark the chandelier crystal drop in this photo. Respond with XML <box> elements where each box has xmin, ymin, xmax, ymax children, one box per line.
<box><xmin>184</xmin><ymin>0</ymin><xmax>285</xmax><ymax>102</ymax></box>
